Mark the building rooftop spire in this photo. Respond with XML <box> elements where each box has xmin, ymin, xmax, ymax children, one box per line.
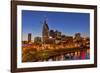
<box><xmin>44</xmin><ymin>16</ymin><xmax>48</xmax><ymax>24</ymax></box>
<box><xmin>43</xmin><ymin>17</ymin><xmax>49</xmax><ymax>29</ymax></box>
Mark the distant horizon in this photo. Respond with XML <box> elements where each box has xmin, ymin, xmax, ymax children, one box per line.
<box><xmin>22</xmin><ymin>10</ymin><xmax>90</xmax><ymax>41</ymax></box>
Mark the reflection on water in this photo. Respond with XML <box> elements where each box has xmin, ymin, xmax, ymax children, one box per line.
<box><xmin>46</xmin><ymin>49</ymin><xmax>90</xmax><ymax>61</ymax></box>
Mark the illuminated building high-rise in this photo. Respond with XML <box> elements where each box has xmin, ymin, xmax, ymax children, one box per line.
<box><xmin>74</xmin><ymin>33</ymin><xmax>81</xmax><ymax>41</ymax></box>
<box><xmin>42</xmin><ymin>20</ymin><xmax>49</xmax><ymax>44</ymax></box>
<box><xmin>34</xmin><ymin>37</ymin><xmax>42</xmax><ymax>44</ymax></box>
<box><xmin>49</xmin><ymin>30</ymin><xmax>55</xmax><ymax>38</ymax></box>
<box><xmin>28</xmin><ymin>33</ymin><xmax>32</xmax><ymax>42</ymax></box>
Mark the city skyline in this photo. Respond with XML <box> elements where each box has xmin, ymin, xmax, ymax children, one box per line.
<box><xmin>22</xmin><ymin>10</ymin><xmax>90</xmax><ymax>41</ymax></box>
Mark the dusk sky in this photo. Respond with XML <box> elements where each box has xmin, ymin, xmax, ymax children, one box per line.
<box><xmin>22</xmin><ymin>10</ymin><xmax>90</xmax><ymax>41</ymax></box>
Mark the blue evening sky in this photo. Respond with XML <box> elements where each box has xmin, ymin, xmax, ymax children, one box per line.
<box><xmin>22</xmin><ymin>10</ymin><xmax>90</xmax><ymax>41</ymax></box>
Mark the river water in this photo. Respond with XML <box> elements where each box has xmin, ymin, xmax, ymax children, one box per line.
<box><xmin>47</xmin><ymin>49</ymin><xmax>90</xmax><ymax>61</ymax></box>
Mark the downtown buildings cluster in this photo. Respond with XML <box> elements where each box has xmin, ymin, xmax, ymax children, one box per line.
<box><xmin>22</xmin><ymin>20</ymin><xmax>90</xmax><ymax>51</ymax></box>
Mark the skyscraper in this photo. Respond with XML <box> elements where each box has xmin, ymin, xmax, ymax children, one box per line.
<box><xmin>28</xmin><ymin>33</ymin><xmax>32</xmax><ymax>42</ymax></box>
<box><xmin>42</xmin><ymin>20</ymin><xmax>49</xmax><ymax>44</ymax></box>
<box><xmin>34</xmin><ymin>37</ymin><xmax>42</xmax><ymax>44</ymax></box>
<box><xmin>74</xmin><ymin>33</ymin><xmax>81</xmax><ymax>41</ymax></box>
<box><xmin>49</xmin><ymin>30</ymin><xmax>55</xmax><ymax>38</ymax></box>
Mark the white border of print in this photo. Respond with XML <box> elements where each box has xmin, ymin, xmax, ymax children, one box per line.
<box><xmin>17</xmin><ymin>5</ymin><xmax>94</xmax><ymax>68</ymax></box>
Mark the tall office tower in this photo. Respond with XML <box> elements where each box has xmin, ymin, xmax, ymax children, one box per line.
<box><xmin>28</xmin><ymin>33</ymin><xmax>32</xmax><ymax>42</ymax></box>
<box><xmin>74</xmin><ymin>33</ymin><xmax>81</xmax><ymax>41</ymax></box>
<box><xmin>42</xmin><ymin>20</ymin><xmax>49</xmax><ymax>44</ymax></box>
